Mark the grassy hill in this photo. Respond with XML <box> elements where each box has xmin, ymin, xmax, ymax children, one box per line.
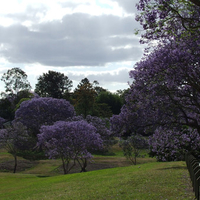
<box><xmin>0</xmin><ymin>146</ymin><xmax>195</xmax><ymax>200</ymax></box>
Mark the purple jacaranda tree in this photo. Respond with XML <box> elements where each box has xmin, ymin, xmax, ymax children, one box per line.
<box><xmin>15</xmin><ymin>97</ymin><xmax>75</xmax><ymax>137</ymax></box>
<box><xmin>0</xmin><ymin>121</ymin><xmax>29</xmax><ymax>173</ymax></box>
<box><xmin>110</xmin><ymin>0</ymin><xmax>200</xmax><ymax>161</ymax></box>
<box><xmin>111</xmin><ymin>34</ymin><xmax>200</xmax><ymax>136</ymax></box>
<box><xmin>85</xmin><ymin>115</ymin><xmax>115</xmax><ymax>151</ymax></box>
<box><xmin>38</xmin><ymin>120</ymin><xmax>103</xmax><ymax>174</ymax></box>
<box><xmin>149</xmin><ymin>127</ymin><xmax>200</xmax><ymax>161</ymax></box>
<box><xmin>135</xmin><ymin>0</ymin><xmax>200</xmax><ymax>44</ymax></box>
<box><xmin>68</xmin><ymin>115</ymin><xmax>115</xmax><ymax>152</ymax></box>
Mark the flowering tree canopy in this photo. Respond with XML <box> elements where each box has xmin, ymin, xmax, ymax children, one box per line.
<box><xmin>68</xmin><ymin>115</ymin><xmax>115</xmax><ymax>151</ymax></box>
<box><xmin>15</xmin><ymin>97</ymin><xmax>75</xmax><ymax>136</ymax></box>
<box><xmin>111</xmin><ymin>29</ymin><xmax>200</xmax><ymax>135</ymax></box>
<box><xmin>38</xmin><ymin>120</ymin><xmax>103</xmax><ymax>174</ymax></box>
<box><xmin>85</xmin><ymin>115</ymin><xmax>115</xmax><ymax>150</ymax></box>
<box><xmin>111</xmin><ymin>1</ymin><xmax>200</xmax><ymax>161</ymax></box>
<box><xmin>136</xmin><ymin>0</ymin><xmax>200</xmax><ymax>43</ymax></box>
<box><xmin>69</xmin><ymin>115</ymin><xmax>116</xmax><ymax>151</ymax></box>
<box><xmin>149</xmin><ymin>127</ymin><xmax>200</xmax><ymax>161</ymax></box>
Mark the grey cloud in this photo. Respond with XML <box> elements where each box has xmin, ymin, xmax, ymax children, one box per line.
<box><xmin>4</xmin><ymin>4</ymin><xmax>48</xmax><ymax>23</ymax></box>
<box><xmin>87</xmin><ymin>69</ymin><xmax>132</xmax><ymax>83</ymax></box>
<box><xmin>59</xmin><ymin>2</ymin><xmax>90</xmax><ymax>8</ymax></box>
<box><xmin>0</xmin><ymin>13</ymin><xmax>143</xmax><ymax>66</ymax></box>
<box><xmin>112</xmin><ymin>0</ymin><xmax>139</xmax><ymax>14</ymax></box>
<box><xmin>67</xmin><ymin>68</ymin><xmax>132</xmax><ymax>85</ymax></box>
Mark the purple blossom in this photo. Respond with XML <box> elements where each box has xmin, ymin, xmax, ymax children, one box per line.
<box><xmin>15</xmin><ymin>97</ymin><xmax>75</xmax><ymax>136</ymax></box>
<box><xmin>135</xmin><ymin>0</ymin><xmax>200</xmax><ymax>43</ymax></box>
<box><xmin>149</xmin><ymin>127</ymin><xmax>200</xmax><ymax>161</ymax></box>
<box><xmin>68</xmin><ymin>115</ymin><xmax>114</xmax><ymax>151</ymax></box>
<box><xmin>38</xmin><ymin>120</ymin><xmax>103</xmax><ymax>174</ymax></box>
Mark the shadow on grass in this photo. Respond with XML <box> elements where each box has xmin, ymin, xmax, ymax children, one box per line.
<box><xmin>37</xmin><ymin>175</ymin><xmax>50</xmax><ymax>178</ymax></box>
<box><xmin>157</xmin><ymin>166</ymin><xmax>187</xmax><ymax>170</ymax></box>
<box><xmin>93</xmin><ymin>152</ymin><xmax>116</xmax><ymax>156</ymax></box>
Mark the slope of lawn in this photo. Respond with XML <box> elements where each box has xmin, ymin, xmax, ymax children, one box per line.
<box><xmin>0</xmin><ymin>146</ymin><xmax>195</xmax><ymax>200</ymax></box>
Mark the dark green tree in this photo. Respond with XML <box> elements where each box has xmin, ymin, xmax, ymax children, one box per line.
<box><xmin>96</xmin><ymin>91</ymin><xmax>123</xmax><ymax>115</ymax></box>
<box><xmin>35</xmin><ymin>70</ymin><xmax>73</xmax><ymax>99</ymax></box>
<box><xmin>116</xmin><ymin>89</ymin><xmax>129</xmax><ymax>105</ymax></box>
<box><xmin>73</xmin><ymin>78</ymin><xmax>97</xmax><ymax>118</ymax></box>
<box><xmin>0</xmin><ymin>98</ymin><xmax>13</xmax><ymax>120</ymax></box>
<box><xmin>0</xmin><ymin>90</ymin><xmax>34</xmax><ymax>121</ymax></box>
<box><xmin>1</xmin><ymin>68</ymin><xmax>31</xmax><ymax>96</ymax></box>
<box><xmin>92</xmin><ymin>80</ymin><xmax>107</xmax><ymax>95</ymax></box>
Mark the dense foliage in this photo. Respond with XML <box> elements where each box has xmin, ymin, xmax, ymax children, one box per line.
<box><xmin>73</xmin><ymin>78</ymin><xmax>97</xmax><ymax>118</ymax></box>
<box><xmin>35</xmin><ymin>70</ymin><xmax>72</xmax><ymax>99</ymax></box>
<box><xmin>149</xmin><ymin>127</ymin><xmax>200</xmax><ymax>161</ymax></box>
<box><xmin>96</xmin><ymin>91</ymin><xmax>123</xmax><ymax>115</ymax></box>
<box><xmin>69</xmin><ymin>115</ymin><xmax>115</xmax><ymax>152</ymax></box>
<box><xmin>15</xmin><ymin>97</ymin><xmax>75</xmax><ymax>136</ymax></box>
<box><xmin>136</xmin><ymin>0</ymin><xmax>200</xmax><ymax>43</ymax></box>
<box><xmin>0</xmin><ymin>68</ymin><xmax>125</xmax><ymax>119</ymax></box>
<box><xmin>0</xmin><ymin>117</ymin><xmax>5</xmax><ymax>128</ymax></box>
<box><xmin>111</xmin><ymin>0</ymin><xmax>200</xmax><ymax>161</ymax></box>
<box><xmin>38</xmin><ymin>120</ymin><xmax>103</xmax><ymax>174</ymax></box>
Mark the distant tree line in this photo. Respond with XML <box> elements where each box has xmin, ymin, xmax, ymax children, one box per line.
<box><xmin>0</xmin><ymin>68</ymin><xmax>128</xmax><ymax>173</ymax></box>
<box><xmin>0</xmin><ymin>68</ymin><xmax>128</xmax><ymax>121</ymax></box>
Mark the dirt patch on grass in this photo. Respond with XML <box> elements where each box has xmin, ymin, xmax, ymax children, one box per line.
<box><xmin>0</xmin><ymin>160</ymin><xmax>38</xmax><ymax>173</ymax></box>
<box><xmin>0</xmin><ymin>157</ymin><xmax>131</xmax><ymax>174</ymax></box>
<box><xmin>0</xmin><ymin>155</ymin><xmax>155</xmax><ymax>174</ymax></box>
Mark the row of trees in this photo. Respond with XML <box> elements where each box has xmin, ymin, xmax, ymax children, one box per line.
<box><xmin>1</xmin><ymin>0</ymin><xmax>199</xmax><ymax>169</ymax></box>
<box><xmin>0</xmin><ymin>68</ymin><xmax>131</xmax><ymax>174</ymax></box>
<box><xmin>0</xmin><ymin>96</ymin><xmax>117</xmax><ymax>174</ymax></box>
<box><xmin>0</xmin><ymin>68</ymin><xmax>125</xmax><ymax>121</ymax></box>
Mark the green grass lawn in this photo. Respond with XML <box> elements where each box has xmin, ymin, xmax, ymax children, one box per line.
<box><xmin>0</xmin><ymin>161</ymin><xmax>194</xmax><ymax>200</ymax></box>
<box><xmin>0</xmin><ymin>146</ymin><xmax>195</xmax><ymax>200</ymax></box>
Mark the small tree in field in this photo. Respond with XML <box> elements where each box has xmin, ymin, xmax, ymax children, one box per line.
<box><xmin>38</xmin><ymin>120</ymin><xmax>103</xmax><ymax>174</ymax></box>
<box><xmin>0</xmin><ymin>122</ymin><xmax>29</xmax><ymax>173</ymax></box>
<box><xmin>119</xmin><ymin>134</ymin><xmax>147</xmax><ymax>165</ymax></box>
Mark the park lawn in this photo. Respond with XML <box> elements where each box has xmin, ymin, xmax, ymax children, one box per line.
<box><xmin>0</xmin><ymin>161</ymin><xmax>194</xmax><ymax>200</ymax></box>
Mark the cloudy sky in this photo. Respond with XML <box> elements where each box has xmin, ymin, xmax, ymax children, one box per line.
<box><xmin>0</xmin><ymin>0</ymin><xmax>145</xmax><ymax>93</ymax></box>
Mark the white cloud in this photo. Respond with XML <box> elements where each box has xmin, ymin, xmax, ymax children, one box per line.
<box><xmin>0</xmin><ymin>0</ymin><xmax>145</xmax><ymax>93</ymax></box>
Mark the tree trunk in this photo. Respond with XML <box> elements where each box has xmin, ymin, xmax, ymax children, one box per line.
<box><xmin>13</xmin><ymin>155</ymin><xmax>17</xmax><ymax>173</ymax></box>
<box><xmin>80</xmin><ymin>158</ymin><xmax>87</xmax><ymax>172</ymax></box>
<box><xmin>61</xmin><ymin>157</ymin><xmax>67</xmax><ymax>174</ymax></box>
